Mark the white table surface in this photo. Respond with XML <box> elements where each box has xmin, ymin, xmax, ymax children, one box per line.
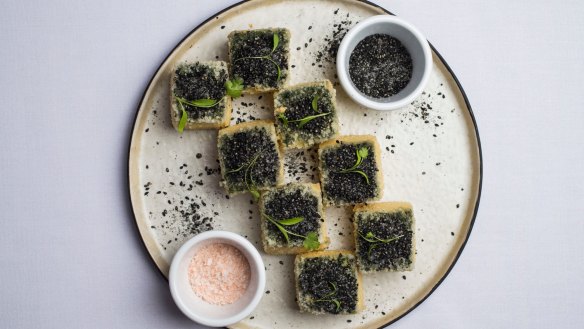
<box><xmin>1</xmin><ymin>0</ymin><xmax>583</xmax><ymax>328</ymax></box>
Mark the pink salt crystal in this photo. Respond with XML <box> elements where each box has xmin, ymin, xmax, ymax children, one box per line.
<box><xmin>188</xmin><ymin>242</ymin><xmax>251</xmax><ymax>305</ymax></box>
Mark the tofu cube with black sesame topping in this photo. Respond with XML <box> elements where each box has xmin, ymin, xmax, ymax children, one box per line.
<box><xmin>273</xmin><ymin>80</ymin><xmax>339</xmax><ymax>149</ymax></box>
<box><xmin>217</xmin><ymin>120</ymin><xmax>284</xmax><ymax>195</ymax></box>
<box><xmin>317</xmin><ymin>135</ymin><xmax>383</xmax><ymax>206</ymax></box>
<box><xmin>353</xmin><ymin>202</ymin><xmax>415</xmax><ymax>272</ymax></box>
<box><xmin>228</xmin><ymin>28</ymin><xmax>290</xmax><ymax>93</ymax></box>
<box><xmin>258</xmin><ymin>183</ymin><xmax>329</xmax><ymax>254</ymax></box>
<box><xmin>294</xmin><ymin>251</ymin><xmax>364</xmax><ymax>315</ymax></box>
<box><xmin>170</xmin><ymin>61</ymin><xmax>232</xmax><ymax>130</ymax></box>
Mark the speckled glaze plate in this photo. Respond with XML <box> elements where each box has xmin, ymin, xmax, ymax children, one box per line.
<box><xmin>128</xmin><ymin>1</ymin><xmax>482</xmax><ymax>328</ymax></box>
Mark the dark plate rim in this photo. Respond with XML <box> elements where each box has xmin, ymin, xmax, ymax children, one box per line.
<box><xmin>126</xmin><ymin>0</ymin><xmax>483</xmax><ymax>328</ymax></box>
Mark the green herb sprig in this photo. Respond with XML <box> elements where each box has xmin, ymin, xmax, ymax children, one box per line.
<box><xmin>174</xmin><ymin>76</ymin><xmax>244</xmax><ymax>133</ymax></box>
<box><xmin>359</xmin><ymin>231</ymin><xmax>404</xmax><ymax>259</ymax></box>
<box><xmin>225</xmin><ymin>151</ymin><xmax>262</xmax><ymax>199</ymax></box>
<box><xmin>311</xmin><ymin>94</ymin><xmax>320</xmax><ymax>113</ymax></box>
<box><xmin>277</xmin><ymin>93</ymin><xmax>330</xmax><ymax>129</ymax></box>
<box><xmin>262</xmin><ymin>213</ymin><xmax>320</xmax><ymax>250</ymax></box>
<box><xmin>314</xmin><ymin>282</ymin><xmax>341</xmax><ymax>312</ymax></box>
<box><xmin>225</xmin><ymin>77</ymin><xmax>244</xmax><ymax>98</ymax></box>
<box><xmin>277</xmin><ymin>112</ymin><xmax>331</xmax><ymax>128</ymax></box>
<box><xmin>234</xmin><ymin>33</ymin><xmax>282</xmax><ymax>81</ymax></box>
<box><xmin>338</xmin><ymin>146</ymin><xmax>370</xmax><ymax>184</ymax></box>
<box><xmin>175</xmin><ymin>96</ymin><xmax>225</xmax><ymax>133</ymax></box>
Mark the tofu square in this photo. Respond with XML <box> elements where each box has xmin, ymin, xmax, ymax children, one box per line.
<box><xmin>353</xmin><ymin>202</ymin><xmax>416</xmax><ymax>272</ymax></box>
<box><xmin>259</xmin><ymin>183</ymin><xmax>329</xmax><ymax>254</ymax></box>
<box><xmin>228</xmin><ymin>28</ymin><xmax>290</xmax><ymax>93</ymax></box>
<box><xmin>317</xmin><ymin>135</ymin><xmax>383</xmax><ymax>206</ymax></box>
<box><xmin>217</xmin><ymin>120</ymin><xmax>283</xmax><ymax>195</ymax></box>
<box><xmin>294</xmin><ymin>251</ymin><xmax>363</xmax><ymax>315</ymax></box>
<box><xmin>273</xmin><ymin>80</ymin><xmax>340</xmax><ymax>149</ymax></box>
<box><xmin>170</xmin><ymin>61</ymin><xmax>231</xmax><ymax>130</ymax></box>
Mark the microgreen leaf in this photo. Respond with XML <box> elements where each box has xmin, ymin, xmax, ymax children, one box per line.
<box><xmin>286</xmin><ymin>112</ymin><xmax>331</xmax><ymax>128</ymax></box>
<box><xmin>277</xmin><ymin>217</ymin><xmax>304</xmax><ymax>226</ymax></box>
<box><xmin>176</xmin><ymin>97</ymin><xmax>222</xmax><ymax>108</ymax></box>
<box><xmin>311</xmin><ymin>94</ymin><xmax>320</xmax><ymax>113</ymax></box>
<box><xmin>352</xmin><ymin>169</ymin><xmax>370</xmax><ymax>184</ymax></box>
<box><xmin>361</xmin><ymin>232</ymin><xmax>404</xmax><ymax>259</ymax></box>
<box><xmin>368</xmin><ymin>243</ymin><xmax>379</xmax><ymax>258</ymax></box>
<box><xmin>303</xmin><ymin>231</ymin><xmax>320</xmax><ymax>251</ymax></box>
<box><xmin>345</xmin><ymin>146</ymin><xmax>369</xmax><ymax>170</ymax></box>
<box><xmin>225</xmin><ymin>77</ymin><xmax>244</xmax><ymax>98</ymax></box>
<box><xmin>227</xmin><ymin>151</ymin><xmax>263</xmax><ymax>197</ymax></box>
<box><xmin>329</xmin><ymin>282</ymin><xmax>337</xmax><ymax>293</ymax></box>
<box><xmin>272</xmin><ymin>33</ymin><xmax>280</xmax><ymax>53</ymax></box>
<box><xmin>177</xmin><ymin>101</ymin><xmax>188</xmax><ymax>133</ymax></box>
<box><xmin>297</xmin><ymin>113</ymin><xmax>330</xmax><ymax>128</ymax></box>
<box><xmin>361</xmin><ymin>232</ymin><xmax>404</xmax><ymax>243</ymax></box>
<box><xmin>332</xmin><ymin>299</ymin><xmax>341</xmax><ymax>312</ymax></box>
<box><xmin>273</xmin><ymin>221</ymin><xmax>290</xmax><ymax>243</ymax></box>
<box><xmin>191</xmin><ymin>99</ymin><xmax>217</xmax><ymax>107</ymax></box>
<box><xmin>338</xmin><ymin>146</ymin><xmax>371</xmax><ymax>184</ymax></box>
<box><xmin>357</xmin><ymin>146</ymin><xmax>369</xmax><ymax>163</ymax></box>
<box><xmin>321</xmin><ymin>282</ymin><xmax>337</xmax><ymax>298</ymax></box>
<box><xmin>226</xmin><ymin>163</ymin><xmax>246</xmax><ymax>174</ymax></box>
<box><xmin>233</xmin><ymin>33</ymin><xmax>282</xmax><ymax>82</ymax></box>
<box><xmin>263</xmin><ymin>214</ymin><xmax>312</xmax><ymax>245</ymax></box>
<box><xmin>265</xmin><ymin>57</ymin><xmax>281</xmax><ymax>82</ymax></box>
<box><xmin>277</xmin><ymin>113</ymin><xmax>289</xmax><ymax>127</ymax></box>
<box><xmin>315</xmin><ymin>282</ymin><xmax>341</xmax><ymax>312</ymax></box>
<box><xmin>249</xmin><ymin>187</ymin><xmax>260</xmax><ymax>201</ymax></box>
<box><xmin>263</xmin><ymin>213</ymin><xmax>302</xmax><ymax>244</ymax></box>
<box><xmin>359</xmin><ymin>231</ymin><xmax>377</xmax><ymax>243</ymax></box>
<box><xmin>244</xmin><ymin>153</ymin><xmax>262</xmax><ymax>199</ymax></box>
<box><xmin>381</xmin><ymin>235</ymin><xmax>403</xmax><ymax>243</ymax></box>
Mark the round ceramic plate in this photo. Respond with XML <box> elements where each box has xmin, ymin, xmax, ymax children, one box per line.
<box><xmin>128</xmin><ymin>0</ymin><xmax>482</xmax><ymax>328</ymax></box>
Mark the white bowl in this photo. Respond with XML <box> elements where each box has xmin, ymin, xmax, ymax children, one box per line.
<box><xmin>169</xmin><ymin>231</ymin><xmax>266</xmax><ymax>327</ymax></box>
<box><xmin>336</xmin><ymin>15</ymin><xmax>433</xmax><ymax>111</ymax></box>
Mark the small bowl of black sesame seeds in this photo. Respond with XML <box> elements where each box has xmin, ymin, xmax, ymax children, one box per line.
<box><xmin>336</xmin><ymin>15</ymin><xmax>432</xmax><ymax>111</ymax></box>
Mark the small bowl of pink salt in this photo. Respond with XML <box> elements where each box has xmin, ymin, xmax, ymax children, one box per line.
<box><xmin>169</xmin><ymin>230</ymin><xmax>266</xmax><ymax>327</ymax></box>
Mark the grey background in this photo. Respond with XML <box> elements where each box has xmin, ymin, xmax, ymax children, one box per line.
<box><xmin>1</xmin><ymin>0</ymin><xmax>583</xmax><ymax>328</ymax></box>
